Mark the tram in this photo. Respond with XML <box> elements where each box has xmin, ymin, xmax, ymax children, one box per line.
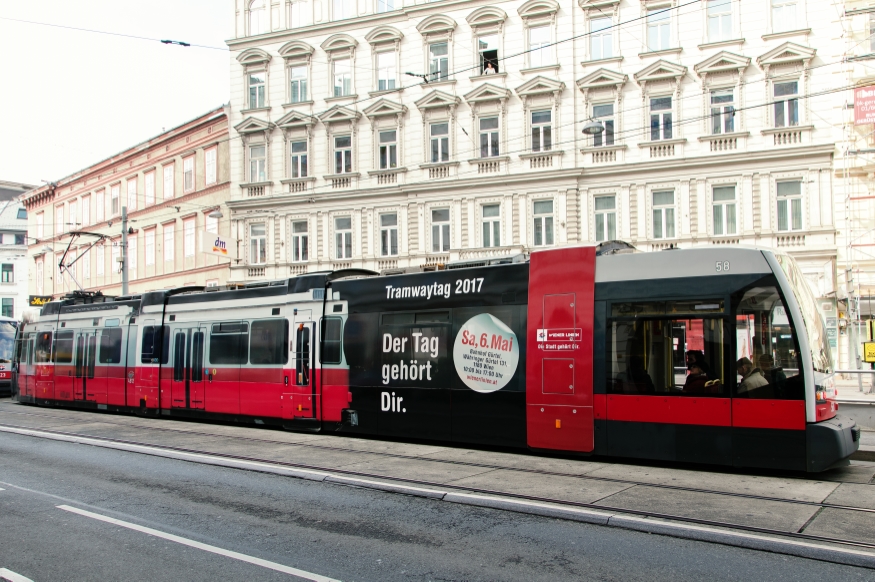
<box><xmin>13</xmin><ymin>245</ymin><xmax>859</xmax><ymax>471</ymax></box>
<box><xmin>0</xmin><ymin>316</ymin><xmax>17</xmax><ymax>396</ymax></box>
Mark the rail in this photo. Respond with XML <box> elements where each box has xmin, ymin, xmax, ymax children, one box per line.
<box><xmin>834</xmin><ymin>369</ymin><xmax>875</xmax><ymax>394</ymax></box>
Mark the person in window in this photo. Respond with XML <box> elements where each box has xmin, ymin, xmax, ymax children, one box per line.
<box><xmin>483</xmin><ymin>62</ymin><xmax>496</xmax><ymax>75</ymax></box>
<box><xmin>682</xmin><ymin>362</ymin><xmax>708</xmax><ymax>393</ymax></box>
<box><xmin>686</xmin><ymin>350</ymin><xmax>714</xmax><ymax>379</ymax></box>
<box><xmin>736</xmin><ymin>357</ymin><xmax>769</xmax><ymax>394</ymax></box>
<box><xmin>758</xmin><ymin>354</ymin><xmax>786</xmax><ymax>395</ymax></box>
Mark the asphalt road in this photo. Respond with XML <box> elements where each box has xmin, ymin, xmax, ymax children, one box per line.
<box><xmin>0</xmin><ymin>433</ymin><xmax>873</xmax><ymax>582</ymax></box>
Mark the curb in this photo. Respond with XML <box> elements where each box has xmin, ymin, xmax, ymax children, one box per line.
<box><xmin>2</xmin><ymin>424</ymin><xmax>875</xmax><ymax>570</ymax></box>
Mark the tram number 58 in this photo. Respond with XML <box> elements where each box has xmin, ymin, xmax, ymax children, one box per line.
<box><xmin>716</xmin><ymin>261</ymin><xmax>730</xmax><ymax>272</ymax></box>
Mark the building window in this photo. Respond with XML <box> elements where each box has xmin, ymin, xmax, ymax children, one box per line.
<box><xmin>183</xmin><ymin>157</ymin><xmax>195</xmax><ymax>193</ymax></box>
<box><xmin>250</xmin><ymin>223</ymin><xmax>267</xmax><ymax>264</ymax></box>
<box><xmin>290</xmin><ymin>66</ymin><xmax>308</xmax><ymax>103</ymax></box>
<box><xmin>429</xmin><ymin>42</ymin><xmax>449</xmax><ymax>82</ymax></box>
<box><xmin>647</xmin><ymin>8</ymin><xmax>670</xmax><ymax>51</ymax></box>
<box><xmin>183</xmin><ymin>218</ymin><xmax>196</xmax><ymax>258</ymax></box>
<box><xmin>145</xmin><ymin>171</ymin><xmax>155</xmax><ymax>206</ymax></box>
<box><xmin>110</xmin><ymin>184</ymin><xmax>120</xmax><ymax>217</ymax></box>
<box><xmin>335</xmin><ymin>217</ymin><xmax>352</xmax><ymax>259</ymax></box>
<box><xmin>205</xmin><ymin>148</ymin><xmax>217</xmax><ymax>185</ymax></box>
<box><xmin>14</xmin><ymin>234</ymin><xmax>24</xmax><ymax>245</ymax></box>
<box><xmin>431</xmin><ymin>123</ymin><xmax>449</xmax><ymax>162</ymax></box>
<box><xmin>163</xmin><ymin>165</ymin><xmax>174</xmax><ymax>200</ymax></box>
<box><xmin>774</xmin><ymin>81</ymin><xmax>799</xmax><ymax>128</ymax></box>
<box><xmin>376</xmin><ymin>52</ymin><xmax>396</xmax><ymax>91</ymax></box>
<box><xmin>528</xmin><ymin>26</ymin><xmax>552</xmax><ymax>68</ymax></box>
<box><xmin>128</xmin><ymin>236</ymin><xmax>137</xmax><ymax>280</ymax></box>
<box><xmin>479</xmin><ymin>117</ymin><xmax>500</xmax><ymax>158</ymax></box>
<box><xmin>36</xmin><ymin>259</ymin><xmax>43</xmax><ymax>294</ymax></box>
<box><xmin>712</xmin><ymin>186</ymin><xmax>737</xmax><ymax>236</ymax></box>
<box><xmin>379</xmin><ymin>130</ymin><xmax>398</xmax><ymax>169</ymax></box>
<box><xmin>590</xmin><ymin>17</ymin><xmax>612</xmax><ymax>60</ymax></box>
<box><xmin>1</xmin><ymin>264</ymin><xmax>13</xmax><ymax>283</ymax></box>
<box><xmin>870</xmin><ymin>14</ymin><xmax>875</xmax><ymax>52</ymax></box>
<box><xmin>164</xmin><ymin>224</ymin><xmax>174</xmax><ymax>262</ymax></box>
<box><xmin>81</xmin><ymin>196</ymin><xmax>90</xmax><ymax>227</ymax></box>
<box><xmin>82</xmin><ymin>250</ymin><xmax>90</xmax><ymax>280</ymax></box>
<box><xmin>533</xmin><ymin>200</ymin><xmax>554</xmax><ymax>247</ymax></box>
<box><xmin>249</xmin><ymin>0</ymin><xmax>266</xmax><ymax>35</ymax></box>
<box><xmin>380</xmin><ymin>213</ymin><xmax>399</xmax><ymax>256</ymax></box>
<box><xmin>248</xmin><ymin>70</ymin><xmax>266</xmax><ymax>108</ymax></box>
<box><xmin>482</xmin><ymin>204</ymin><xmax>501</xmax><ymax>248</ymax></box>
<box><xmin>333</xmin><ymin>0</ymin><xmax>354</xmax><ymax>20</ymax></box>
<box><xmin>650</xmin><ymin>97</ymin><xmax>673</xmax><ymax>141</ymax></box>
<box><xmin>594</xmin><ymin>195</ymin><xmax>616</xmax><ymax>242</ymax></box>
<box><xmin>36</xmin><ymin>213</ymin><xmax>43</xmax><ymax>238</ymax></box>
<box><xmin>333</xmin><ymin>59</ymin><xmax>352</xmax><ymax>96</ymax></box>
<box><xmin>707</xmin><ymin>0</ymin><xmax>732</xmax><ymax>41</ymax></box>
<box><xmin>1</xmin><ymin>298</ymin><xmax>13</xmax><ymax>319</ymax></box>
<box><xmin>290</xmin><ymin>141</ymin><xmax>308</xmax><ymax>177</ymax></box>
<box><xmin>777</xmin><ymin>181</ymin><xmax>802</xmax><ymax>232</ymax></box>
<box><xmin>377</xmin><ymin>0</ymin><xmax>393</xmax><ymax>13</ymax></box>
<box><xmin>250</xmin><ymin>144</ymin><xmax>267</xmax><ymax>182</ymax></box>
<box><xmin>145</xmin><ymin>229</ymin><xmax>155</xmax><ymax>266</ymax></box>
<box><xmin>710</xmin><ymin>89</ymin><xmax>735</xmax><ymax>134</ymax></box>
<box><xmin>291</xmin><ymin>221</ymin><xmax>308</xmax><ymax>262</ymax></box>
<box><xmin>592</xmin><ymin>103</ymin><xmax>615</xmax><ymax>147</ymax></box>
<box><xmin>431</xmin><ymin>208</ymin><xmax>450</xmax><ymax>252</ymax></box>
<box><xmin>56</xmin><ymin>206</ymin><xmax>64</xmax><ymax>235</ymax></box>
<box><xmin>478</xmin><ymin>34</ymin><xmax>499</xmax><ymax>74</ymax></box>
<box><xmin>652</xmin><ymin>190</ymin><xmax>675</xmax><ymax>239</ymax></box>
<box><xmin>68</xmin><ymin>200</ymin><xmax>78</xmax><ymax>230</ymax></box>
<box><xmin>289</xmin><ymin>0</ymin><xmax>305</xmax><ymax>27</ymax></box>
<box><xmin>531</xmin><ymin>110</ymin><xmax>552</xmax><ymax>152</ymax></box>
<box><xmin>127</xmin><ymin>178</ymin><xmax>137</xmax><ymax>212</ymax></box>
<box><xmin>206</xmin><ymin>213</ymin><xmax>218</xmax><ymax>235</ymax></box>
<box><xmin>771</xmin><ymin>0</ymin><xmax>796</xmax><ymax>33</ymax></box>
<box><xmin>96</xmin><ymin>244</ymin><xmax>105</xmax><ymax>277</ymax></box>
<box><xmin>96</xmin><ymin>190</ymin><xmax>105</xmax><ymax>222</ymax></box>
<box><xmin>334</xmin><ymin>136</ymin><xmax>352</xmax><ymax>174</ymax></box>
<box><xmin>16</xmin><ymin>208</ymin><xmax>25</xmax><ymax>220</ymax></box>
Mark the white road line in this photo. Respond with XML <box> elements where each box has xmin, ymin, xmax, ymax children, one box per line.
<box><xmin>0</xmin><ymin>568</ymin><xmax>34</xmax><ymax>582</ymax></box>
<box><xmin>57</xmin><ymin>505</ymin><xmax>341</xmax><ymax>582</ymax></box>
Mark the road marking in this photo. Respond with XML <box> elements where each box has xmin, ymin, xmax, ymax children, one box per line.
<box><xmin>57</xmin><ymin>505</ymin><xmax>341</xmax><ymax>582</ymax></box>
<box><xmin>0</xmin><ymin>568</ymin><xmax>34</xmax><ymax>582</ymax></box>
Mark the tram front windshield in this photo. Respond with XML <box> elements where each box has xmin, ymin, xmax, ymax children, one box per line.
<box><xmin>0</xmin><ymin>320</ymin><xmax>17</xmax><ymax>363</ymax></box>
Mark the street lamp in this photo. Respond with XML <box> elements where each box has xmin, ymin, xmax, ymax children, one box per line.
<box><xmin>582</xmin><ymin>118</ymin><xmax>605</xmax><ymax>136</ymax></box>
<box><xmin>40</xmin><ymin>246</ymin><xmax>53</xmax><ymax>254</ymax></box>
<box><xmin>209</xmin><ymin>210</ymin><xmax>223</xmax><ymax>219</ymax></box>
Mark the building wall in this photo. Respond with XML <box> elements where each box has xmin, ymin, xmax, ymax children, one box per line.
<box><xmin>23</xmin><ymin>107</ymin><xmax>234</xmax><ymax>299</ymax></box>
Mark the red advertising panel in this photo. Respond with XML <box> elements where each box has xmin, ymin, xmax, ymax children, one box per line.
<box><xmin>855</xmin><ymin>86</ymin><xmax>875</xmax><ymax>125</ymax></box>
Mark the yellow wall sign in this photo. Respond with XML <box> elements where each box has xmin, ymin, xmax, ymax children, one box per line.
<box><xmin>864</xmin><ymin>342</ymin><xmax>875</xmax><ymax>364</ymax></box>
<box><xmin>29</xmin><ymin>295</ymin><xmax>53</xmax><ymax>307</ymax></box>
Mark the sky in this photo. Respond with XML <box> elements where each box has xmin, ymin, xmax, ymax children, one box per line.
<box><xmin>0</xmin><ymin>0</ymin><xmax>230</xmax><ymax>186</ymax></box>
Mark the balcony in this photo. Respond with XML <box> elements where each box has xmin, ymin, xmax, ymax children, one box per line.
<box><xmin>369</xmin><ymin>167</ymin><xmax>407</xmax><ymax>186</ymax></box>
<box><xmin>762</xmin><ymin>125</ymin><xmax>812</xmax><ymax>146</ymax></box>
<box><xmin>699</xmin><ymin>131</ymin><xmax>749</xmax><ymax>153</ymax></box>
<box><xmin>280</xmin><ymin>177</ymin><xmax>315</xmax><ymax>194</ymax></box>
<box><xmin>638</xmin><ymin>138</ymin><xmax>686</xmax><ymax>159</ymax></box>
<box><xmin>420</xmin><ymin>161</ymin><xmax>459</xmax><ymax>180</ymax></box>
<box><xmin>289</xmin><ymin>263</ymin><xmax>308</xmax><ymax>276</ymax></box>
<box><xmin>520</xmin><ymin>150</ymin><xmax>563</xmax><ymax>170</ymax></box>
<box><xmin>776</xmin><ymin>234</ymin><xmax>806</xmax><ymax>247</ymax></box>
<box><xmin>581</xmin><ymin>144</ymin><xmax>626</xmax><ymax>165</ymax></box>
<box><xmin>323</xmin><ymin>172</ymin><xmax>360</xmax><ymax>190</ymax></box>
<box><xmin>458</xmin><ymin>245</ymin><xmax>526</xmax><ymax>261</ymax></box>
<box><xmin>239</xmin><ymin>181</ymin><xmax>272</xmax><ymax>198</ymax></box>
<box><xmin>468</xmin><ymin>155</ymin><xmax>509</xmax><ymax>175</ymax></box>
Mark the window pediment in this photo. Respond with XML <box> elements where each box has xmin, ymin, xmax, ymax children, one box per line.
<box><xmin>576</xmin><ymin>67</ymin><xmax>627</xmax><ymax>90</ymax></box>
<box><xmin>237</xmin><ymin>48</ymin><xmax>272</xmax><ymax>66</ymax></box>
<box><xmin>518</xmin><ymin>0</ymin><xmax>560</xmax><ymax>21</ymax></box>
<box><xmin>694</xmin><ymin>51</ymin><xmax>750</xmax><ymax>77</ymax></box>
<box><xmin>577</xmin><ymin>0</ymin><xmax>619</xmax><ymax>11</ymax></box>
<box><xmin>278</xmin><ymin>40</ymin><xmax>315</xmax><ymax>60</ymax></box>
<box><xmin>414</xmin><ymin>89</ymin><xmax>461</xmax><ymax>110</ymax></box>
<box><xmin>365</xmin><ymin>25</ymin><xmax>403</xmax><ymax>46</ymax></box>
<box><xmin>364</xmin><ymin>98</ymin><xmax>407</xmax><ymax>119</ymax></box>
<box><xmin>234</xmin><ymin>116</ymin><xmax>275</xmax><ymax>135</ymax></box>
<box><xmin>464</xmin><ymin>82</ymin><xmax>512</xmax><ymax>104</ymax></box>
<box><xmin>757</xmin><ymin>42</ymin><xmax>816</xmax><ymax>69</ymax></box>
<box><xmin>466</xmin><ymin>6</ymin><xmax>508</xmax><ymax>28</ymax></box>
<box><xmin>318</xmin><ymin>105</ymin><xmax>361</xmax><ymax>124</ymax></box>
<box><xmin>416</xmin><ymin>14</ymin><xmax>457</xmax><ymax>36</ymax></box>
<box><xmin>514</xmin><ymin>75</ymin><xmax>565</xmax><ymax>98</ymax></box>
<box><xmin>321</xmin><ymin>34</ymin><xmax>358</xmax><ymax>54</ymax></box>
<box><xmin>275</xmin><ymin>109</ymin><xmax>317</xmax><ymax>130</ymax></box>
<box><xmin>634</xmin><ymin>59</ymin><xmax>687</xmax><ymax>84</ymax></box>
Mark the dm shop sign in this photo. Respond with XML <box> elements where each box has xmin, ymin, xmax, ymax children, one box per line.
<box><xmin>855</xmin><ymin>86</ymin><xmax>875</xmax><ymax>125</ymax></box>
<box><xmin>202</xmin><ymin>231</ymin><xmax>237</xmax><ymax>259</ymax></box>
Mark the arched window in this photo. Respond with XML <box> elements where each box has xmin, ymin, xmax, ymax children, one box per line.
<box><xmin>249</xmin><ymin>0</ymin><xmax>265</xmax><ymax>36</ymax></box>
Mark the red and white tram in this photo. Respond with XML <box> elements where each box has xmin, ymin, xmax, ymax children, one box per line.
<box><xmin>14</xmin><ymin>245</ymin><xmax>860</xmax><ymax>471</ymax></box>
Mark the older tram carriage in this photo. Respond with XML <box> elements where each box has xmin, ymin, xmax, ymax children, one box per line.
<box><xmin>14</xmin><ymin>245</ymin><xmax>859</xmax><ymax>471</ymax></box>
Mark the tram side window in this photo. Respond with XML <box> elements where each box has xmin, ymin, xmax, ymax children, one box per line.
<box><xmin>35</xmin><ymin>332</ymin><xmax>52</xmax><ymax>363</ymax></box>
<box><xmin>173</xmin><ymin>332</ymin><xmax>186</xmax><ymax>382</ymax></box>
<box><xmin>733</xmin><ymin>284</ymin><xmax>803</xmax><ymax>400</ymax></box>
<box><xmin>295</xmin><ymin>324</ymin><xmax>310</xmax><ymax>385</ymax></box>
<box><xmin>320</xmin><ymin>317</ymin><xmax>342</xmax><ymax>364</ymax></box>
<box><xmin>608</xmin><ymin>300</ymin><xmax>725</xmax><ymax>396</ymax></box>
<box><xmin>99</xmin><ymin>328</ymin><xmax>123</xmax><ymax>364</ymax></box>
<box><xmin>209</xmin><ymin>322</ymin><xmax>249</xmax><ymax>365</ymax></box>
<box><xmin>54</xmin><ymin>331</ymin><xmax>74</xmax><ymax>364</ymax></box>
<box><xmin>250</xmin><ymin>320</ymin><xmax>288</xmax><ymax>365</ymax></box>
<box><xmin>141</xmin><ymin>326</ymin><xmax>167</xmax><ymax>364</ymax></box>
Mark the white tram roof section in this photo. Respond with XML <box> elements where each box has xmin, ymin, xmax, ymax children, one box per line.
<box><xmin>594</xmin><ymin>247</ymin><xmax>772</xmax><ymax>283</ymax></box>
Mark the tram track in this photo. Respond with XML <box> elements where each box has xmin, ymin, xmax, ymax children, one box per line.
<box><xmin>2</xmin><ymin>403</ymin><xmax>875</xmax><ymax>554</ymax></box>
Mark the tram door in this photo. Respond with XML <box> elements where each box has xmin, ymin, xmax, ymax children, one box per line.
<box><xmin>170</xmin><ymin>327</ymin><xmax>206</xmax><ymax>409</ymax></box>
<box><xmin>73</xmin><ymin>331</ymin><xmax>97</xmax><ymax>401</ymax></box>
<box><xmin>286</xmin><ymin>320</ymin><xmax>315</xmax><ymax>419</ymax></box>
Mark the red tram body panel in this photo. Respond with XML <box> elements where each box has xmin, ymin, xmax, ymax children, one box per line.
<box><xmin>12</xmin><ymin>246</ymin><xmax>859</xmax><ymax>472</ymax></box>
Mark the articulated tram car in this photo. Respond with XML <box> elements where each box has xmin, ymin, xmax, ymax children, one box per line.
<box><xmin>14</xmin><ymin>246</ymin><xmax>859</xmax><ymax>471</ymax></box>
